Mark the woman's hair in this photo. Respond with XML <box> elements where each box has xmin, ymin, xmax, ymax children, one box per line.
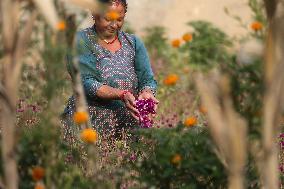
<box><xmin>109</xmin><ymin>0</ymin><xmax>128</xmax><ymax>13</ymax></box>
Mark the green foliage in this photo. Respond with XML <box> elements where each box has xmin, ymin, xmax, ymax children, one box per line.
<box><xmin>219</xmin><ymin>0</ymin><xmax>266</xmax><ymax>137</ymax></box>
<box><xmin>248</xmin><ymin>0</ymin><xmax>266</xmax><ymax>24</ymax></box>
<box><xmin>17</xmin><ymin>114</ymin><xmax>99</xmax><ymax>189</ymax></box>
<box><xmin>129</xmin><ymin>125</ymin><xmax>227</xmax><ymax>188</ymax></box>
<box><xmin>41</xmin><ymin>33</ymin><xmax>69</xmax><ymax>101</ymax></box>
<box><xmin>143</xmin><ymin>26</ymin><xmax>170</xmax><ymax>58</ymax></box>
<box><xmin>136</xmin><ymin>3</ymin><xmax>268</xmax><ymax>187</ymax></box>
<box><xmin>181</xmin><ymin>21</ymin><xmax>232</xmax><ymax>69</ymax></box>
<box><xmin>249</xmin><ymin>0</ymin><xmax>266</xmax><ymax>40</ymax></box>
<box><xmin>16</xmin><ymin>26</ymin><xmax>107</xmax><ymax>188</ymax></box>
<box><xmin>221</xmin><ymin>58</ymin><xmax>264</xmax><ymax>136</ymax></box>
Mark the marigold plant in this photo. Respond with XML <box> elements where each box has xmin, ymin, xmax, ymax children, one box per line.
<box><xmin>163</xmin><ymin>74</ymin><xmax>179</xmax><ymax>86</ymax></box>
<box><xmin>80</xmin><ymin>128</ymin><xmax>98</xmax><ymax>144</ymax></box>
<box><xmin>251</xmin><ymin>21</ymin><xmax>263</xmax><ymax>31</ymax></box>
<box><xmin>171</xmin><ymin>154</ymin><xmax>182</xmax><ymax>165</ymax></box>
<box><xmin>73</xmin><ymin>111</ymin><xmax>89</xmax><ymax>124</ymax></box>
<box><xmin>32</xmin><ymin>166</ymin><xmax>45</xmax><ymax>181</ymax></box>
<box><xmin>171</xmin><ymin>39</ymin><xmax>181</xmax><ymax>48</ymax></box>
<box><xmin>182</xmin><ymin>33</ymin><xmax>193</xmax><ymax>42</ymax></box>
<box><xmin>184</xmin><ymin>116</ymin><xmax>197</xmax><ymax>127</ymax></box>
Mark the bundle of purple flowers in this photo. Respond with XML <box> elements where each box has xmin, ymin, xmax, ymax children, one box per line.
<box><xmin>135</xmin><ymin>99</ymin><xmax>156</xmax><ymax>128</ymax></box>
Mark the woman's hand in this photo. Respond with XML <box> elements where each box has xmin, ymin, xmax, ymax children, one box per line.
<box><xmin>138</xmin><ymin>89</ymin><xmax>159</xmax><ymax>119</ymax></box>
<box><xmin>121</xmin><ymin>91</ymin><xmax>140</xmax><ymax>120</ymax></box>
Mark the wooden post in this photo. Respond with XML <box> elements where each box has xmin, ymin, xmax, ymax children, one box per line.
<box><xmin>0</xmin><ymin>1</ymin><xmax>36</xmax><ymax>188</ymax></box>
<box><xmin>261</xmin><ymin>1</ymin><xmax>284</xmax><ymax>189</ymax></box>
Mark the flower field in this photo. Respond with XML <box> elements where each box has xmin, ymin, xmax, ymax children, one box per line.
<box><xmin>1</xmin><ymin>0</ymin><xmax>284</xmax><ymax>188</ymax></box>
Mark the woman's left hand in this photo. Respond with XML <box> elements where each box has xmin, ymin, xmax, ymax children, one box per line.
<box><xmin>138</xmin><ymin>89</ymin><xmax>159</xmax><ymax>119</ymax></box>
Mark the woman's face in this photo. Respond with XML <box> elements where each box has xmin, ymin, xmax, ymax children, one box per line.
<box><xmin>94</xmin><ymin>3</ymin><xmax>126</xmax><ymax>38</ymax></box>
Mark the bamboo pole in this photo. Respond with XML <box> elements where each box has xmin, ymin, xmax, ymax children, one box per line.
<box><xmin>261</xmin><ymin>1</ymin><xmax>284</xmax><ymax>189</ymax></box>
<box><xmin>0</xmin><ymin>0</ymin><xmax>54</xmax><ymax>188</ymax></box>
<box><xmin>1</xmin><ymin>0</ymin><xmax>20</xmax><ymax>188</ymax></box>
<box><xmin>195</xmin><ymin>72</ymin><xmax>247</xmax><ymax>189</ymax></box>
<box><xmin>71</xmin><ymin>57</ymin><xmax>92</xmax><ymax>130</ymax></box>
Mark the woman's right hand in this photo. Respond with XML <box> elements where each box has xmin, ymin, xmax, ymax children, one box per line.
<box><xmin>121</xmin><ymin>92</ymin><xmax>140</xmax><ymax>120</ymax></box>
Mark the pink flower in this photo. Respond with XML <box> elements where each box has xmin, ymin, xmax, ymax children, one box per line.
<box><xmin>130</xmin><ymin>153</ymin><xmax>136</xmax><ymax>162</ymax></box>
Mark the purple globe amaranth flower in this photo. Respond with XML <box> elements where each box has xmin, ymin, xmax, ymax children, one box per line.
<box><xmin>16</xmin><ymin>108</ymin><xmax>25</xmax><ymax>113</ymax></box>
<box><xmin>130</xmin><ymin>153</ymin><xmax>137</xmax><ymax>162</ymax></box>
<box><xmin>279</xmin><ymin>133</ymin><xmax>284</xmax><ymax>138</ymax></box>
<box><xmin>280</xmin><ymin>141</ymin><xmax>284</xmax><ymax>149</ymax></box>
<box><xmin>135</xmin><ymin>99</ymin><xmax>157</xmax><ymax>128</ymax></box>
<box><xmin>27</xmin><ymin>104</ymin><xmax>40</xmax><ymax>112</ymax></box>
<box><xmin>279</xmin><ymin>165</ymin><xmax>284</xmax><ymax>173</ymax></box>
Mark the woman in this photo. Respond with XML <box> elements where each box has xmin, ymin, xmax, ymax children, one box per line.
<box><xmin>62</xmin><ymin>0</ymin><xmax>158</xmax><ymax>141</ymax></box>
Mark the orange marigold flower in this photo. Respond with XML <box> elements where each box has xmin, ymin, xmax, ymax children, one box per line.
<box><xmin>171</xmin><ymin>154</ymin><xmax>182</xmax><ymax>165</ymax></box>
<box><xmin>56</xmin><ymin>21</ymin><xmax>66</xmax><ymax>31</ymax></box>
<box><xmin>171</xmin><ymin>39</ymin><xmax>181</xmax><ymax>48</ymax></box>
<box><xmin>199</xmin><ymin>106</ymin><xmax>207</xmax><ymax>114</ymax></box>
<box><xmin>182</xmin><ymin>33</ymin><xmax>193</xmax><ymax>42</ymax></box>
<box><xmin>251</xmin><ymin>21</ymin><xmax>263</xmax><ymax>31</ymax></box>
<box><xmin>184</xmin><ymin>116</ymin><xmax>197</xmax><ymax>127</ymax></box>
<box><xmin>163</xmin><ymin>74</ymin><xmax>179</xmax><ymax>86</ymax></box>
<box><xmin>106</xmin><ymin>11</ymin><xmax>120</xmax><ymax>21</ymax></box>
<box><xmin>80</xmin><ymin>128</ymin><xmax>98</xmax><ymax>144</ymax></box>
<box><xmin>73</xmin><ymin>111</ymin><xmax>89</xmax><ymax>124</ymax></box>
<box><xmin>32</xmin><ymin>166</ymin><xmax>45</xmax><ymax>181</ymax></box>
<box><xmin>34</xmin><ymin>182</ymin><xmax>45</xmax><ymax>189</ymax></box>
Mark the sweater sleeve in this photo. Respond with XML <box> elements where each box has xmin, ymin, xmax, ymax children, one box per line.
<box><xmin>134</xmin><ymin>36</ymin><xmax>158</xmax><ymax>95</ymax></box>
